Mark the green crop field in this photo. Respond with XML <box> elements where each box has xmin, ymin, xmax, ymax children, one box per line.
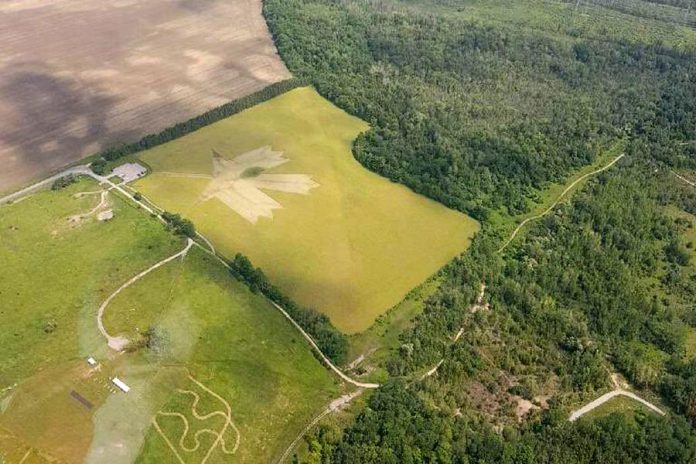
<box><xmin>0</xmin><ymin>179</ymin><xmax>336</xmax><ymax>463</ymax></box>
<box><xmin>134</xmin><ymin>87</ymin><xmax>479</xmax><ymax>333</ymax></box>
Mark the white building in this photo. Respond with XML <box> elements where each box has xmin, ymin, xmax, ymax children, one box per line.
<box><xmin>112</xmin><ymin>377</ymin><xmax>131</xmax><ymax>393</ymax></box>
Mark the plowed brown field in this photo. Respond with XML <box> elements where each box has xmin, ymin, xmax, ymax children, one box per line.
<box><xmin>0</xmin><ymin>0</ymin><xmax>290</xmax><ymax>192</ymax></box>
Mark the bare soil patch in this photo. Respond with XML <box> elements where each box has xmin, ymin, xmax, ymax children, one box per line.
<box><xmin>0</xmin><ymin>0</ymin><xmax>290</xmax><ymax>192</ymax></box>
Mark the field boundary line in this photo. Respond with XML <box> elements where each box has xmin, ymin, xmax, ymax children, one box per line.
<box><xmin>498</xmin><ymin>153</ymin><xmax>625</xmax><ymax>253</ymax></box>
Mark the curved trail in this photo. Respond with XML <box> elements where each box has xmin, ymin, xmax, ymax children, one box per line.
<box><xmin>426</xmin><ymin>154</ymin><xmax>625</xmax><ymax>380</ymax></box>
<box><xmin>498</xmin><ymin>153</ymin><xmax>625</xmax><ymax>253</ymax></box>
<box><xmin>569</xmin><ymin>389</ymin><xmax>665</xmax><ymax>422</ymax></box>
<box><xmin>276</xmin><ymin>390</ymin><xmax>364</xmax><ymax>464</ymax></box>
<box><xmin>97</xmin><ymin>238</ymin><xmax>193</xmax><ymax>351</ymax></box>
<box><xmin>268</xmin><ymin>300</ymin><xmax>379</xmax><ymax>389</ymax></box>
<box><xmin>71</xmin><ymin>189</ymin><xmax>110</xmax><ymax>220</ymax></box>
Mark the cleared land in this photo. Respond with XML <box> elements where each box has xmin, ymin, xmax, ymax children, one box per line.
<box><xmin>0</xmin><ymin>179</ymin><xmax>335</xmax><ymax>463</ymax></box>
<box><xmin>134</xmin><ymin>87</ymin><xmax>480</xmax><ymax>333</ymax></box>
<box><xmin>0</xmin><ymin>0</ymin><xmax>290</xmax><ymax>193</ymax></box>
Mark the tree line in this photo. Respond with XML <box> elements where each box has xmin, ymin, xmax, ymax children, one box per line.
<box><xmin>228</xmin><ymin>253</ymin><xmax>348</xmax><ymax>363</ymax></box>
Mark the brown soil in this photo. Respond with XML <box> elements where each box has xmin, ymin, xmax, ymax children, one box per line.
<box><xmin>0</xmin><ymin>0</ymin><xmax>290</xmax><ymax>192</ymax></box>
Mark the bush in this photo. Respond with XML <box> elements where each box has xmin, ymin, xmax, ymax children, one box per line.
<box><xmin>90</xmin><ymin>158</ymin><xmax>108</xmax><ymax>176</ymax></box>
<box><xmin>161</xmin><ymin>211</ymin><xmax>196</xmax><ymax>238</ymax></box>
<box><xmin>51</xmin><ymin>174</ymin><xmax>76</xmax><ymax>191</ymax></box>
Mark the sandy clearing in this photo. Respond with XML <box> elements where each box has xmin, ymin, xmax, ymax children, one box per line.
<box><xmin>0</xmin><ymin>0</ymin><xmax>290</xmax><ymax>192</ymax></box>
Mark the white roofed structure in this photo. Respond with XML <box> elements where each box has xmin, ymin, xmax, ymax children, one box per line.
<box><xmin>112</xmin><ymin>377</ymin><xmax>131</xmax><ymax>393</ymax></box>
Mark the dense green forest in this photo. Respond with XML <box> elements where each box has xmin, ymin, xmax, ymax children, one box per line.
<box><xmin>263</xmin><ymin>0</ymin><xmax>696</xmax><ymax>462</ymax></box>
<box><xmin>295</xmin><ymin>163</ymin><xmax>696</xmax><ymax>463</ymax></box>
<box><xmin>265</xmin><ymin>0</ymin><xmax>695</xmax><ymax>220</ymax></box>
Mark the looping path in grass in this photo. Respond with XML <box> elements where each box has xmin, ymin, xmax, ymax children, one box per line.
<box><xmin>153</xmin><ymin>375</ymin><xmax>240</xmax><ymax>464</ymax></box>
<box><xmin>96</xmin><ymin>238</ymin><xmax>193</xmax><ymax>351</ymax></box>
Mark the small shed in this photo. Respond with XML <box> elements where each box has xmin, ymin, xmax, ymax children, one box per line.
<box><xmin>112</xmin><ymin>377</ymin><xmax>131</xmax><ymax>393</ymax></box>
<box><xmin>87</xmin><ymin>357</ymin><xmax>98</xmax><ymax>366</ymax></box>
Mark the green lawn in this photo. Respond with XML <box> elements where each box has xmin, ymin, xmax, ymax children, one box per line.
<box><xmin>0</xmin><ymin>178</ymin><xmax>182</xmax><ymax>386</ymax></box>
<box><xmin>134</xmin><ymin>86</ymin><xmax>479</xmax><ymax>333</ymax></box>
<box><xmin>0</xmin><ymin>178</ymin><xmax>337</xmax><ymax>463</ymax></box>
<box><xmin>102</xmin><ymin>248</ymin><xmax>337</xmax><ymax>464</ymax></box>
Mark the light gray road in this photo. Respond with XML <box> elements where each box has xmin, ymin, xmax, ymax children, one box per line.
<box><xmin>569</xmin><ymin>389</ymin><xmax>665</xmax><ymax>422</ymax></box>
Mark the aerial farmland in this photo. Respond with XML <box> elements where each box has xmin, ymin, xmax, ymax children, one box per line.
<box><xmin>0</xmin><ymin>0</ymin><xmax>289</xmax><ymax>193</ymax></box>
<box><xmin>134</xmin><ymin>87</ymin><xmax>480</xmax><ymax>333</ymax></box>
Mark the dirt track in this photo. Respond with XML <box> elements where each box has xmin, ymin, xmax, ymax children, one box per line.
<box><xmin>0</xmin><ymin>0</ymin><xmax>290</xmax><ymax>192</ymax></box>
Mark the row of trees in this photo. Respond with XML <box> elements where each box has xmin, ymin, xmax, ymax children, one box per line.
<box><xmin>88</xmin><ymin>78</ymin><xmax>306</xmax><ymax>168</ymax></box>
<box><xmin>228</xmin><ymin>253</ymin><xmax>348</xmax><ymax>363</ymax></box>
<box><xmin>161</xmin><ymin>211</ymin><xmax>196</xmax><ymax>238</ymax></box>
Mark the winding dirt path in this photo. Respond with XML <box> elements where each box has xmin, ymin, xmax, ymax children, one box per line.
<box><xmin>424</xmin><ymin>154</ymin><xmax>625</xmax><ymax>380</ymax></box>
<box><xmin>97</xmin><ymin>238</ymin><xmax>193</xmax><ymax>351</ymax></box>
<box><xmin>276</xmin><ymin>390</ymin><xmax>364</xmax><ymax>464</ymax></box>
<box><xmin>498</xmin><ymin>153</ymin><xmax>625</xmax><ymax>253</ymax></box>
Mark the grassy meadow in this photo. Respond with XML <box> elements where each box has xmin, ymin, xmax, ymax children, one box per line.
<box><xmin>134</xmin><ymin>87</ymin><xmax>479</xmax><ymax>333</ymax></box>
<box><xmin>103</xmin><ymin>248</ymin><xmax>337</xmax><ymax>464</ymax></box>
<box><xmin>0</xmin><ymin>179</ymin><xmax>336</xmax><ymax>463</ymax></box>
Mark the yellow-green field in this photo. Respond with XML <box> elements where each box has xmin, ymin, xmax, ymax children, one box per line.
<box><xmin>134</xmin><ymin>87</ymin><xmax>479</xmax><ymax>333</ymax></box>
